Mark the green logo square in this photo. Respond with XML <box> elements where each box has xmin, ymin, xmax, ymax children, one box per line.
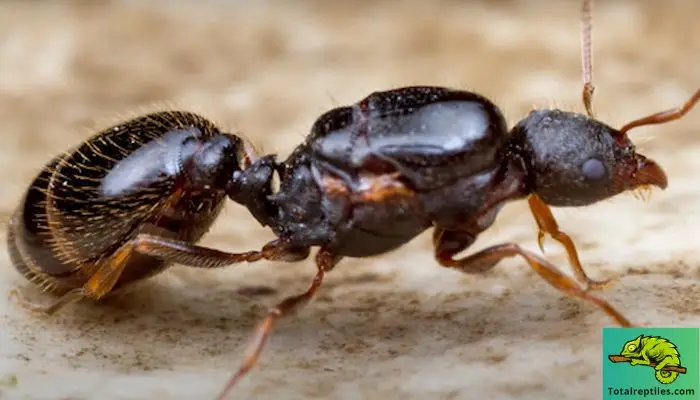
<box><xmin>603</xmin><ymin>327</ymin><xmax>699</xmax><ymax>399</ymax></box>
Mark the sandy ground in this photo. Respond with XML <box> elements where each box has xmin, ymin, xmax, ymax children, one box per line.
<box><xmin>0</xmin><ymin>1</ymin><xmax>699</xmax><ymax>399</ymax></box>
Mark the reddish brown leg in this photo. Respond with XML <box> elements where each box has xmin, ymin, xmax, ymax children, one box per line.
<box><xmin>215</xmin><ymin>248</ymin><xmax>341</xmax><ymax>400</ymax></box>
<box><xmin>127</xmin><ymin>234</ymin><xmax>310</xmax><ymax>267</ymax></box>
<box><xmin>9</xmin><ymin>235</ymin><xmax>307</xmax><ymax>316</ymax></box>
<box><xmin>9</xmin><ymin>288</ymin><xmax>85</xmax><ymax>316</ymax></box>
<box><xmin>433</xmin><ymin>231</ymin><xmax>632</xmax><ymax>327</ymax></box>
<box><xmin>620</xmin><ymin>89</ymin><xmax>700</xmax><ymax>134</ymax></box>
<box><xmin>528</xmin><ymin>194</ymin><xmax>613</xmax><ymax>290</ymax></box>
<box><xmin>10</xmin><ymin>238</ymin><xmax>144</xmax><ymax>316</ymax></box>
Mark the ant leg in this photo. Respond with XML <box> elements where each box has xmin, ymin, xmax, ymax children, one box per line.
<box><xmin>433</xmin><ymin>233</ymin><xmax>632</xmax><ymax>327</ymax></box>
<box><xmin>215</xmin><ymin>248</ymin><xmax>341</xmax><ymax>400</ymax></box>
<box><xmin>123</xmin><ymin>234</ymin><xmax>311</xmax><ymax>268</ymax></box>
<box><xmin>620</xmin><ymin>89</ymin><xmax>700</xmax><ymax>134</ymax></box>
<box><xmin>9</xmin><ymin>236</ymin><xmax>308</xmax><ymax>316</ymax></box>
<box><xmin>8</xmin><ymin>240</ymin><xmax>142</xmax><ymax>316</ymax></box>
<box><xmin>528</xmin><ymin>194</ymin><xmax>614</xmax><ymax>290</ymax></box>
<box><xmin>9</xmin><ymin>288</ymin><xmax>84</xmax><ymax>316</ymax></box>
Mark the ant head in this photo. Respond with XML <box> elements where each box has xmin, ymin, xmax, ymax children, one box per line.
<box><xmin>510</xmin><ymin>109</ymin><xmax>667</xmax><ymax>207</ymax></box>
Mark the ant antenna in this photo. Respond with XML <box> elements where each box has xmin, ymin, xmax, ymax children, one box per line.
<box><xmin>579</xmin><ymin>0</ymin><xmax>700</xmax><ymax>136</ymax></box>
<box><xmin>581</xmin><ymin>0</ymin><xmax>595</xmax><ymax>117</ymax></box>
<box><xmin>619</xmin><ymin>89</ymin><xmax>700</xmax><ymax>134</ymax></box>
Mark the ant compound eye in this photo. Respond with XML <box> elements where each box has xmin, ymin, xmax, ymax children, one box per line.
<box><xmin>581</xmin><ymin>158</ymin><xmax>606</xmax><ymax>181</ymax></box>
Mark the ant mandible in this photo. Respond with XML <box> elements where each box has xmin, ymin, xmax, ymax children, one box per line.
<box><xmin>5</xmin><ymin>1</ymin><xmax>698</xmax><ymax>399</ymax></box>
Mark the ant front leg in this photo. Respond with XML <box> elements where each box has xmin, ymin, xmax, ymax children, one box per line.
<box><xmin>527</xmin><ymin>194</ymin><xmax>614</xmax><ymax>290</ymax></box>
<box><xmin>433</xmin><ymin>228</ymin><xmax>632</xmax><ymax>327</ymax></box>
<box><xmin>214</xmin><ymin>248</ymin><xmax>341</xmax><ymax>400</ymax></box>
<box><xmin>9</xmin><ymin>235</ymin><xmax>309</xmax><ymax>316</ymax></box>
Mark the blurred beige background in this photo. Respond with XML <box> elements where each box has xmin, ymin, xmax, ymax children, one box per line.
<box><xmin>1</xmin><ymin>1</ymin><xmax>699</xmax><ymax>399</ymax></box>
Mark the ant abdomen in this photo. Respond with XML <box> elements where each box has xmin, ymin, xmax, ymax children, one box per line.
<box><xmin>8</xmin><ymin>111</ymin><xmax>247</xmax><ymax>305</ymax></box>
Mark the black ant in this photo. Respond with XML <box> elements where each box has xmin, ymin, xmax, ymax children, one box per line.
<box><xmin>6</xmin><ymin>1</ymin><xmax>698</xmax><ymax>399</ymax></box>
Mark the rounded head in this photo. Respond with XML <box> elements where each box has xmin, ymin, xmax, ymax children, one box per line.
<box><xmin>510</xmin><ymin>109</ymin><xmax>667</xmax><ymax>207</ymax></box>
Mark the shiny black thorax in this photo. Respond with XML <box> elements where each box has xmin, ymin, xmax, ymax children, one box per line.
<box><xmin>237</xmin><ymin>87</ymin><xmax>531</xmax><ymax>258</ymax></box>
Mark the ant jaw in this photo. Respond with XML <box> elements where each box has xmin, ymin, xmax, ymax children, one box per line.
<box><xmin>611</xmin><ymin>153</ymin><xmax>667</xmax><ymax>202</ymax></box>
<box><xmin>630</xmin><ymin>154</ymin><xmax>668</xmax><ymax>191</ymax></box>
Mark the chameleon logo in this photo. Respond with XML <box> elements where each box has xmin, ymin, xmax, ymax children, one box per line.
<box><xmin>608</xmin><ymin>335</ymin><xmax>687</xmax><ymax>384</ymax></box>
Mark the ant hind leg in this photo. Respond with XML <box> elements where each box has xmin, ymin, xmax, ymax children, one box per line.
<box><xmin>8</xmin><ymin>287</ymin><xmax>84</xmax><ymax>317</ymax></box>
<box><xmin>214</xmin><ymin>248</ymin><xmax>341</xmax><ymax>400</ymax></box>
<box><xmin>9</xmin><ymin>235</ymin><xmax>310</xmax><ymax>316</ymax></box>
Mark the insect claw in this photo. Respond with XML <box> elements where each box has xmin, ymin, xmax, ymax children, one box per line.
<box><xmin>537</xmin><ymin>230</ymin><xmax>547</xmax><ymax>254</ymax></box>
<box><xmin>7</xmin><ymin>288</ymin><xmax>20</xmax><ymax>303</ymax></box>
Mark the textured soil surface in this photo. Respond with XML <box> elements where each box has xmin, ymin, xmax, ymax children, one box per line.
<box><xmin>0</xmin><ymin>1</ymin><xmax>699</xmax><ymax>399</ymax></box>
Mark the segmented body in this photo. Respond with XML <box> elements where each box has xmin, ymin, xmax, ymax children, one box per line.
<box><xmin>264</xmin><ymin>86</ymin><xmax>515</xmax><ymax>258</ymax></box>
<box><xmin>7</xmin><ymin>112</ymin><xmax>230</xmax><ymax>296</ymax></box>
